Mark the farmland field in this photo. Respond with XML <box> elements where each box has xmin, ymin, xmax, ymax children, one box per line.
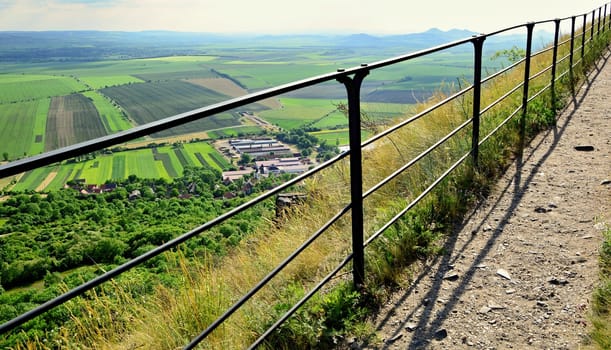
<box><xmin>183</xmin><ymin>142</ymin><xmax>229</xmax><ymax>171</ymax></box>
<box><xmin>45</xmin><ymin>94</ymin><xmax>108</xmax><ymax>151</ymax></box>
<box><xmin>79</xmin><ymin>75</ymin><xmax>144</xmax><ymax>89</ymax></box>
<box><xmin>78</xmin><ymin>156</ymin><xmax>115</xmax><ymax>185</ymax></box>
<box><xmin>101</xmin><ymin>80</ymin><xmax>242</xmax><ymax>137</ymax></box>
<box><xmin>258</xmin><ymin>98</ymin><xmax>340</xmax><ymax>130</ymax></box>
<box><xmin>209</xmin><ymin>62</ymin><xmax>334</xmax><ymax>90</ymax></box>
<box><xmin>309</xmin><ymin>129</ymin><xmax>371</xmax><ymax>146</ymax></box>
<box><xmin>82</xmin><ymin>91</ymin><xmax>132</xmax><ymax>133</ymax></box>
<box><xmin>0</xmin><ymin>74</ymin><xmax>88</xmax><ymax>103</ymax></box>
<box><xmin>206</xmin><ymin>125</ymin><xmax>264</xmax><ymax>139</ymax></box>
<box><xmin>11</xmin><ymin>166</ymin><xmax>52</xmax><ymax>192</ymax></box>
<box><xmin>7</xmin><ymin>139</ymin><xmax>231</xmax><ymax>190</ymax></box>
<box><xmin>185</xmin><ymin>77</ymin><xmax>280</xmax><ymax>109</ymax></box>
<box><xmin>111</xmin><ymin>155</ymin><xmax>126</xmax><ymax>179</ymax></box>
<box><xmin>0</xmin><ymin>99</ymin><xmax>50</xmax><ymax>160</ymax></box>
<box><xmin>47</xmin><ymin>165</ymin><xmax>76</xmax><ymax>190</ymax></box>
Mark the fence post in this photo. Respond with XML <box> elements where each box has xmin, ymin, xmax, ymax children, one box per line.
<box><xmin>470</xmin><ymin>35</ymin><xmax>485</xmax><ymax>168</ymax></box>
<box><xmin>592</xmin><ymin>10</ymin><xmax>596</xmax><ymax>41</ymax></box>
<box><xmin>570</xmin><ymin>16</ymin><xmax>576</xmax><ymax>74</ymax></box>
<box><xmin>520</xmin><ymin>23</ymin><xmax>535</xmax><ymax>151</ymax></box>
<box><xmin>582</xmin><ymin>14</ymin><xmax>587</xmax><ymax>60</ymax></box>
<box><xmin>337</xmin><ymin>67</ymin><xmax>369</xmax><ymax>290</ymax></box>
<box><xmin>604</xmin><ymin>4</ymin><xmax>608</xmax><ymax>30</ymax></box>
<box><xmin>551</xmin><ymin>19</ymin><xmax>561</xmax><ymax>112</ymax></box>
<box><xmin>598</xmin><ymin>7</ymin><xmax>602</xmax><ymax>36</ymax></box>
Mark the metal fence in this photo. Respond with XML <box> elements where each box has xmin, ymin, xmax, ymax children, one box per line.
<box><xmin>1</xmin><ymin>3</ymin><xmax>610</xmax><ymax>348</ymax></box>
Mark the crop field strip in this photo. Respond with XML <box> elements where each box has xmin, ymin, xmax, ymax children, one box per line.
<box><xmin>81</xmin><ymin>91</ymin><xmax>132</xmax><ymax>133</ymax></box>
<box><xmin>154</xmin><ymin>153</ymin><xmax>179</xmax><ymax>178</ymax></box>
<box><xmin>45</xmin><ymin>94</ymin><xmax>108</xmax><ymax>151</ymax></box>
<box><xmin>111</xmin><ymin>155</ymin><xmax>126</xmax><ymax>180</ymax></box>
<box><xmin>0</xmin><ymin>74</ymin><xmax>88</xmax><ymax>103</ymax></box>
<box><xmin>12</xmin><ymin>167</ymin><xmax>51</xmax><ymax>192</ymax></box>
<box><xmin>0</xmin><ymin>99</ymin><xmax>50</xmax><ymax>160</ymax></box>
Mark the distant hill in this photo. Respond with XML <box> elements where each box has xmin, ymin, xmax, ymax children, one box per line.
<box><xmin>0</xmin><ymin>28</ymin><xmax>553</xmax><ymax>62</ymax></box>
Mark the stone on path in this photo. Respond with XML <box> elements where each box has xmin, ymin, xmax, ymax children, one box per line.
<box><xmin>496</xmin><ymin>268</ymin><xmax>512</xmax><ymax>280</ymax></box>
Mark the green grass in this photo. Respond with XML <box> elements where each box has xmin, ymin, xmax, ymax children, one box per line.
<box><xmin>0</xmin><ymin>74</ymin><xmax>88</xmax><ymax>103</ymax></box>
<box><xmin>311</xmin><ymin>110</ymin><xmax>348</xmax><ymax>129</ymax></box>
<box><xmin>0</xmin><ymin>99</ymin><xmax>50</xmax><ymax>160</ymax></box>
<box><xmin>81</xmin><ymin>91</ymin><xmax>132</xmax><ymax>133</ymax></box>
<box><xmin>126</xmin><ymin>149</ymin><xmax>161</xmax><ymax>180</ymax></box>
<box><xmin>155</xmin><ymin>152</ymin><xmax>179</xmax><ymax>178</ymax></box>
<box><xmin>589</xmin><ymin>225</ymin><xmax>610</xmax><ymax>349</ymax></box>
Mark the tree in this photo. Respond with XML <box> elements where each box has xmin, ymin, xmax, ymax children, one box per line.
<box><xmin>238</xmin><ymin>153</ymin><xmax>252</xmax><ymax>166</ymax></box>
<box><xmin>2</xmin><ymin>152</ymin><xmax>8</xmax><ymax>161</ymax></box>
<box><xmin>491</xmin><ymin>45</ymin><xmax>526</xmax><ymax>64</ymax></box>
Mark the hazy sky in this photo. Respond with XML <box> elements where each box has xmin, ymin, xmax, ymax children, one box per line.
<box><xmin>0</xmin><ymin>0</ymin><xmax>607</xmax><ymax>34</ymax></box>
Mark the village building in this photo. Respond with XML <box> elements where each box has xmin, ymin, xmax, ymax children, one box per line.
<box><xmin>255</xmin><ymin>157</ymin><xmax>312</xmax><ymax>175</ymax></box>
<box><xmin>229</xmin><ymin>138</ymin><xmax>292</xmax><ymax>158</ymax></box>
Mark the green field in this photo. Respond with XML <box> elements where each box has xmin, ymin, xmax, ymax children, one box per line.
<box><xmin>210</xmin><ymin>62</ymin><xmax>333</xmax><ymax>90</ymax></box>
<box><xmin>0</xmin><ymin>99</ymin><xmax>50</xmax><ymax>160</ymax></box>
<box><xmin>0</xmin><ymin>74</ymin><xmax>88</xmax><ymax>103</ymax></box>
<box><xmin>206</xmin><ymin>125</ymin><xmax>264</xmax><ymax>139</ymax></box>
<box><xmin>258</xmin><ymin>98</ymin><xmax>340</xmax><ymax>130</ymax></box>
<box><xmin>11</xmin><ymin>166</ymin><xmax>51</xmax><ymax>192</ymax></box>
<box><xmin>183</xmin><ymin>142</ymin><xmax>229</xmax><ymax>171</ymax></box>
<box><xmin>8</xmin><ymin>140</ymin><xmax>231</xmax><ymax>190</ymax></box>
<box><xmin>79</xmin><ymin>75</ymin><xmax>144</xmax><ymax>89</ymax></box>
<box><xmin>82</xmin><ymin>91</ymin><xmax>132</xmax><ymax>133</ymax></box>
<box><xmin>310</xmin><ymin>129</ymin><xmax>371</xmax><ymax>146</ymax></box>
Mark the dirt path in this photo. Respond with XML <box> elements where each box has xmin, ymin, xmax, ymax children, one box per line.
<box><xmin>364</xmin><ymin>49</ymin><xmax>611</xmax><ymax>349</ymax></box>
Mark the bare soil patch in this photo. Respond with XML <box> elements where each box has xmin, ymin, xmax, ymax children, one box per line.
<box><xmin>359</xmin><ymin>50</ymin><xmax>611</xmax><ymax>349</ymax></box>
